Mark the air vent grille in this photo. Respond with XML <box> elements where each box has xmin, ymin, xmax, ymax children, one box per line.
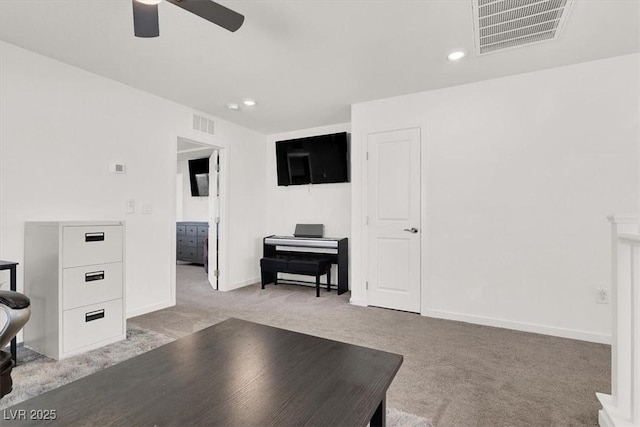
<box><xmin>481</xmin><ymin>21</ymin><xmax>558</xmax><ymax>45</ymax></box>
<box><xmin>479</xmin><ymin>9</ymin><xmax>562</xmax><ymax>37</ymax></box>
<box><xmin>473</xmin><ymin>0</ymin><xmax>574</xmax><ymax>55</ymax></box>
<box><xmin>192</xmin><ymin>114</ymin><xmax>215</xmax><ymax>135</ymax></box>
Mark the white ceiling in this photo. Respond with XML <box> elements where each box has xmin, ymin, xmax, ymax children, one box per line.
<box><xmin>1</xmin><ymin>0</ymin><xmax>638</xmax><ymax>135</ymax></box>
<box><xmin>177</xmin><ymin>138</ymin><xmax>214</xmax><ymax>161</ymax></box>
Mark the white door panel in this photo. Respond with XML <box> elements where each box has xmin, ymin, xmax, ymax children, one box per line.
<box><xmin>377</xmin><ymin>141</ymin><xmax>412</xmax><ymax>220</ymax></box>
<box><xmin>376</xmin><ymin>238</ymin><xmax>410</xmax><ymax>292</ymax></box>
<box><xmin>367</xmin><ymin>128</ymin><xmax>421</xmax><ymax>313</ymax></box>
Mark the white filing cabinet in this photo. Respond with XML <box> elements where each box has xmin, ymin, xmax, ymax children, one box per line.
<box><xmin>24</xmin><ymin>221</ymin><xmax>126</xmax><ymax>360</ymax></box>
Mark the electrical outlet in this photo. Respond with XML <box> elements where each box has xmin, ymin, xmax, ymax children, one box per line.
<box><xmin>596</xmin><ymin>288</ymin><xmax>610</xmax><ymax>304</ymax></box>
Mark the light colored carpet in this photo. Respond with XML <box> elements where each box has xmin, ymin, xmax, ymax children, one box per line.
<box><xmin>131</xmin><ymin>264</ymin><xmax>610</xmax><ymax>426</ymax></box>
<box><xmin>1</xmin><ymin>325</ymin><xmax>431</xmax><ymax>426</ymax></box>
<box><xmin>386</xmin><ymin>408</ymin><xmax>432</xmax><ymax>427</ymax></box>
<box><xmin>0</xmin><ymin>326</ymin><xmax>173</xmax><ymax>410</ymax></box>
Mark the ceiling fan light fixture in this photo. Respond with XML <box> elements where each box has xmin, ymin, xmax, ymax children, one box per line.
<box><xmin>447</xmin><ymin>51</ymin><xmax>466</xmax><ymax>61</ymax></box>
<box><xmin>132</xmin><ymin>0</ymin><xmax>244</xmax><ymax>37</ymax></box>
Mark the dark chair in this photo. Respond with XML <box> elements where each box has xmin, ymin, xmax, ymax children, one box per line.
<box><xmin>260</xmin><ymin>256</ymin><xmax>289</xmax><ymax>287</ymax></box>
<box><xmin>289</xmin><ymin>258</ymin><xmax>331</xmax><ymax>297</ymax></box>
<box><xmin>260</xmin><ymin>257</ymin><xmax>331</xmax><ymax>297</ymax></box>
<box><xmin>0</xmin><ymin>291</ymin><xmax>31</xmax><ymax>399</ymax></box>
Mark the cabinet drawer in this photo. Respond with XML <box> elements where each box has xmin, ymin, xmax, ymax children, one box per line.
<box><xmin>198</xmin><ymin>237</ymin><xmax>207</xmax><ymax>252</ymax></box>
<box><xmin>63</xmin><ymin>225</ymin><xmax>122</xmax><ymax>268</ymax></box>
<box><xmin>62</xmin><ymin>263</ymin><xmax>123</xmax><ymax>310</ymax></box>
<box><xmin>177</xmin><ymin>248</ymin><xmax>199</xmax><ymax>263</ymax></box>
<box><xmin>177</xmin><ymin>236</ymin><xmax>197</xmax><ymax>247</ymax></box>
<box><xmin>176</xmin><ymin>225</ymin><xmax>186</xmax><ymax>235</ymax></box>
<box><xmin>197</xmin><ymin>226</ymin><xmax>208</xmax><ymax>236</ymax></box>
<box><xmin>63</xmin><ymin>299</ymin><xmax>123</xmax><ymax>354</ymax></box>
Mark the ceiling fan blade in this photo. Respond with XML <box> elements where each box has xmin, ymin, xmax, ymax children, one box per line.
<box><xmin>166</xmin><ymin>0</ymin><xmax>244</xmax><ymax>32</ymax></box>
<box><xmin>132</xmin><ymin>0</ymin><xmax>160</xmax><ymax>38</ymax></box>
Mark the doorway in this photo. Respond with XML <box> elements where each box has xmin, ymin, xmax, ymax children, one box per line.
<box><xmin>175</xmin><ymin>138</ymin><xmax>222</xmax><ymax>291</ymax></box>
<box><xmin>366</xmin><ymin>127</ymin><xmax>422</xmax><ymax>313</ymax></box>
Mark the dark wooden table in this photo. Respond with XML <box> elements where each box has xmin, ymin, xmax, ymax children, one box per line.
<box><xmin>4</xmin><ymin>318</ymin><xmax>403</xmax><ymax>426</ymax></box>
<box><xmin>0</xmin><ymin>261</ymin><xmax>18</xmax><ymax>364</ymax></box>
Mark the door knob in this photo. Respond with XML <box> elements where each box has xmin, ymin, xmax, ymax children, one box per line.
<box><xmin>404</xmin><ymin>227</ymin><xmax>419</xmax><ymax>233</ymax></box>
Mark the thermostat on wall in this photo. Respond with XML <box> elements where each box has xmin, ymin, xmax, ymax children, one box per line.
<box><xmin>109</xmin><ymin>162</ymin><xmax>126</xmax><ymax>174</ymax></box>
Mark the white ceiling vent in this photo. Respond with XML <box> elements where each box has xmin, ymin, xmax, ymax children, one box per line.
<box><xmin>193</xmin><ymin>114</ymin><xmax>215</xmax><ymax>136</ymax></box>
<box><xmin>472</xmin><ymin>0</ymin><xmax>574</xmax><ymax>55</ymax></box>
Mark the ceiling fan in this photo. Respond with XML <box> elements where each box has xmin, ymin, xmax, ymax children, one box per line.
<box><xmin>132</xmin><ymin>0</ymin><xmax>244</xmax><ymax>38</ymax></box>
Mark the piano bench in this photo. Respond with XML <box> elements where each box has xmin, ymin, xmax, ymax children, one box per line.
<box><xmin>260</xmin><ymin>257</ymin><xmax>332</xmax><ymax>297</ymax></box>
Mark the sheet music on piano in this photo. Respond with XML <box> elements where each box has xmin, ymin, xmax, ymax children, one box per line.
<box><xmin>293</xmin><ymin>224</ymin><xmax>324</xmax><ymax>238</ymax></box>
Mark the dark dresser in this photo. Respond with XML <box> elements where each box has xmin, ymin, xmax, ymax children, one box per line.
<box><xmin>176</xmin><ymin>221</ymin><xmax>208</xmax><ymax>264</ymax></box>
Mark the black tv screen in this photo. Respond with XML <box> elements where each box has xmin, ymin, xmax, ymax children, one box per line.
<box><xmin>188</xmin><ymin>158</ymin><xmax>209</xmax><ymax>197</ymax></box>
<box><xmin>276</xmin><ymin>132</ymin><xmax>349</xmax><ymax>186</ymax></box>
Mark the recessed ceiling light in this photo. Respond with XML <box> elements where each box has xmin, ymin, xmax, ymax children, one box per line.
<box><xmin>447</xmin><ymin>51</ymin><xmax>466</xmax><ymax>61</ymax></box>
<box><xmin>227</xmin><ymin>103</ymin><xmax>240</xmax><ymax>110</ymax></box>
<box><xmin>242</xmin><ymin>99</ymin><xmax>257</xmax><ymax>107</ymax></box>
<box><xmin>136</xmin><ymin>0</ymin><xmax>162</xmax><ymax>5</ymax></box>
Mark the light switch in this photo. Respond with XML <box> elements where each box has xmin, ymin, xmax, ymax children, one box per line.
<box><xmin>126</xmin><ymin>199</ymin><xmax>135</xmax><ymax>214</ymax></box>
<box><xmin>141</xmin><ymin>202</ymin><xmax>153</xmax><ymax>214</ymax></box>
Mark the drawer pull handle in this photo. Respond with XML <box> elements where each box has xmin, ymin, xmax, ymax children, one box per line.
<box><xmin>85</xmin><ymin>271</ymin><xmax>105</xmax><ymax>282</ymax></box>
<box><xmin>85</xmin><ymin>232</ymin><xmax>105</xmax><ymax>242</ymax></box>
<box><xmin>85</xmin><ymin>309</ymin><xmax>105</xmax><ymax>322</ymax></box>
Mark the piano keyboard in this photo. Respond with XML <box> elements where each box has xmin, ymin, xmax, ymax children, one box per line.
<box><xmin>263</xmin><ymin>236</ymin><xmax>339</xmax><ymax>249</ymax></box>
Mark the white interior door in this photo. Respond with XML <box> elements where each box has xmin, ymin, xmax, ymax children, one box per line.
<box><xmin>367</xmin><ymin>128</ymin><xmax>421</xmax><ymax>313</ymax></box>
<box><xmin>207</xmin><ymin>150</ymin><xmax>220</xmax><ymax>290</ymax></box>
<box><xmin>175</xmin><ymin>173</ymin><xmax>183</xmax><ymax>221</ymax></box>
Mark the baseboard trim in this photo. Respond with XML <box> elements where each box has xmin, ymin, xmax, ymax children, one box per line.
<box><xmin>222</xmin><ymin>277</ymin><xmax>260</xmax><ymax>292</ymax></box>
<box><xmin>596</xmin><ymin>394</ymin><xmax>615</xmax><ymax>427</ymax></box>
<box><xmin>349</xmin><ymin>297</ymin><xmax>366</xmax><ymax>307</ymax></box>
<box><xmin>596</xmin><ymin>392</ymin><xmax>637</xmax><ymax>427</ymax></box>
<box><xmin>598</xmin><ymin>409</ymin><xmax>615</xmax><ymax>427</ymax></box>
<box><xmin>423</xmin><ymin>309</ymin><xmax>611</xmax><ymax>345</ymax></box>
<box><xmin>127</xmin><ymin>300</ymin><xmax>175</xmax><ymax>319</ymax></box>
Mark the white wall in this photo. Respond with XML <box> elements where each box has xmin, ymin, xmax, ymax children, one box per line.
<box><xmin>266</xmin><ymin>123</ymin><xmax>351</xmax><ymax>238</ymax></box>
<box><xmin>217</xmin><ymin>120</ymin><xmax>267</xmax><ymax>290</ymax></box>
<box><xmin>176</xmin><ymin>159</ymin><xmax>208</xmax><ymax>222</ymax></box>
<box><xmin>0</xmin><ymin>41</ymin><xmax>266</xmax><ymax>317</ymax></box>
<box><xmin>265</xmin><ymin>124</ymin><xmax>351</xmax><ymax>285</ymax></box>
<box><xmin>351</xmin><ymin>53</ymin><xmax>640</xmax><ymax>343</ymax></box>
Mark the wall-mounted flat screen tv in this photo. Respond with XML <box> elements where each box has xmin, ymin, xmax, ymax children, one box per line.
<box><xmin>188</xmin><ymin>158</ymin><xmax>209</xmax><ymax>197</ymax></box>
<box><xmin>276</xmin><ymin>132</ymin><xmax>349</xmax><ymax>186</ymax></box>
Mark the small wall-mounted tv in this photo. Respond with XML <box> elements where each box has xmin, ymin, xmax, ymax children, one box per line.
<box><xmin>276</xmin><ymin>132</ymin><xmax>349</xmax><ymax>186</ymax></box>
<box><xmin>188</xmin><ymin>158</ymin><xmax>209</xmax><ymax>197</ymax></box>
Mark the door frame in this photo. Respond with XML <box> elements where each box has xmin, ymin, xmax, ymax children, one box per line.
<box><xmin>170</xmin><ymin>135</ymin><xmax>230</xmax><ymax>305</ymax></box>
<box><xmin>360</xmin><ymin>122</ymin><xmax>429</xmax><ymax>315</ymax></box>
